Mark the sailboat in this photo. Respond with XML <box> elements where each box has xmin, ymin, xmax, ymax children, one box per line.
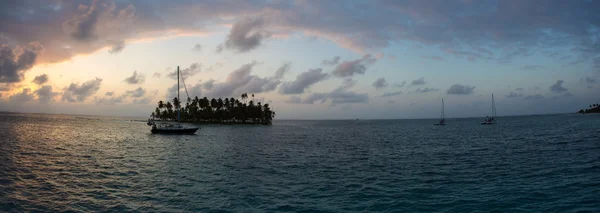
<box><xmin>481</xmin><ymin>94</ymin><xmax>497</xmax><ymax>125</ymax></box>
<box><xmin>434</xmin><ymin>98</ymin><xmax>446</xmax><ymax>126</ymax></box>
<box><xmin>147</xmin><ymin>66</ymin><xmax>199</xmax><ymax>134</ymax></box>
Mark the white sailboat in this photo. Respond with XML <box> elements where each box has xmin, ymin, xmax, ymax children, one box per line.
<box><xmin>147</xmin><ymin>66</ymin><xmax>199</xmax><ymax>134</ymax></box>
<box><xmin>481</xmin><ymin>94</ymin><xmax>497</xmax><ymax>125</ymax></box>
<box><xmin>434</xmin><ymin>98</ymin><xmax>446</xmax><ymax>126</ymax></box>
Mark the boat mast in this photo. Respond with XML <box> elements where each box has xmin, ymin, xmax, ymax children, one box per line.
<box><xmin>492</xmin><ymin>94</ymin><xmax>496</xmax><ymax>117</ymax></box>
<box><xmin>441</xmin><ymin>98</ymin><xmax>445</xmax><ymax>119</ymax></box>
<box><xmin>177</xmin><ymin>66</ymin><xmax>180</xmax><ymax>124</ymax></box>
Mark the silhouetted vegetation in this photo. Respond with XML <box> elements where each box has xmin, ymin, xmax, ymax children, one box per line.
<box><xmin>577</xmin><ymin>103</ymin><xmax>600</xmax><ymax>114</ymax></box>
<box><xmin>150</xmin><ymin>93</ymin><xmax>275</xmax><ymax>125</ymax></box>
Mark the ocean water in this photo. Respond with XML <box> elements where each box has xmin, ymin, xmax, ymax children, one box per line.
<box><xmin>0</xmin><ymin>113</ymin><xmax>599</xmax><ymax>213</ymax></box>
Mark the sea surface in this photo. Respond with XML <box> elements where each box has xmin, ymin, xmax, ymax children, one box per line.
<box><xmin>0</xmin><ymin>113</ymin><xmax>599</xmax><ymax>212</ymax></box>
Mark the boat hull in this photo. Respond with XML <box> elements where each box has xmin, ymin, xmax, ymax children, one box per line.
<box><xmin>151</xmin><ymin>127</ymin><xmax>199</xmax><ymax>134</ymax></box>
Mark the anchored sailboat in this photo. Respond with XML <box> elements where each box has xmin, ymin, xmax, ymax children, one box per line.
<box><xmin>434</xmin><ymin>98</ymin><xmax>446</xmax><ymax>126</ymax></box>
<box><xmin>481</xmin><ymin>94</ymin><xmax>497</xmax><ymax>125</ymax></box>
<box><xmin>147</xmin><ymin>66</ymin><xmax>199</xmax><ymax>134</ymax></box>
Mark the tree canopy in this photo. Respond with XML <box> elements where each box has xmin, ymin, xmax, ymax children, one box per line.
<box><xmin>151</xmin><ymin>93</ymin><xmax>275</xmax><ymax>125</ymax></box>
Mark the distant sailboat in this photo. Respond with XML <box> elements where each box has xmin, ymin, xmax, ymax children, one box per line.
<box><xmin>434</xmin><ymin>98</ymin><xmax>446</xmax><ymax>126</ymax></box>
<box><xmin>147</xmin><ymin>66</ymin><xmax>199</xmax><ymax>134</ymax></box>
<box><xmin>481</xmin><ymin>94</ymin><xmax>497</xmax><ymax>125</ymax></box>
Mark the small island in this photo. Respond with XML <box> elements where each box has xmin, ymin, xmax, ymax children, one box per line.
<box><xmin>151</xmin><ymin>93</ymin><xmax>275</xmax><ymax>125</ymax></box>
<box><xmin>577</xmin><ymin>103</ymin><xmax>600</xmax><ymax>114</ymax></box>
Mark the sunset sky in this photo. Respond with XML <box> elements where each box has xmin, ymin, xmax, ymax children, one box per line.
<box><xmin>1</xmin><ymin>0</ymin><xmax>599</xmax><ymax>119</ymax></box>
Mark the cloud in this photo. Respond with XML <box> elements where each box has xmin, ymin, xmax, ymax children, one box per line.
<box><xmin>447</xmin><ymin>84</ymin><xmax>475</xmax><ymax>95</ymax></box>
<box><xmin>61</xmin><ymin>78</ymin><xmax>103</xmax><ymax>102</ymax></box>
<box><xmin>32</xmin><ymin>74</ymin><xmax>49</xmax><ymax>85</ymax></box>
<box><xmin>524</xmin><ymin>94</ymin><xmax>545</xmax><ymax>100</ymax></box>
<box><xmin>279</xmin><ymin>68</ymin><xmax>329</xmax><ymax>94</ymax></box>
<box><xmin>0</xmin><ymin>43</ymin><xmax>43</xmax><ymax>83</ymax></box>
<box><xmin>516</xmin><ymin>88</ymin><xmax>524</xmax><ymax>91</ymax></box>
<box><xmin>415</xmin><ymin>87</ymin><xmax>440</xmax><ymax>93</ymax></box>
<box><xmin>274</xmin><ymin>62</ymin><xmax>291</xmax><ymax>79</ymax></box>
<box><xmin>133</xmin><ymin>97</ymin><xmax>152</xmax><ymax>105</ymax></box>
<box><xmin>222</xmin><ymin>17</ymin><xmax>270</xmax><ymax>52</ymax></box>
<box><xmin>167</xmin><ymin>63</ymin><xmax>201</xmax><ymax>80</ymax></box>
<box><xmin>124</xmin><ymin>71</ymin><xmax>145</xmax><ymax>84</ymax></box>
<box><xmin>506</xmin><ymin>92</ymin><xmax>523</xmax><ymax>98</ymax></box>
<box><xmin>329</xmin><ymin>88</ymin><xmax>369</xmax><ymax>104</ymax></box>
<box><xmin>286</xmin><ymin>96</ymin><xmax>302</xmax><ymax>104</ymax></box>
<box><xmin>381</xmin><ymin>91</ymin><xmax>403</xmax><ymax>97</ymax></box>
<box><xmin>192</xmin><ymin>43</ymin><xmax>202</xmax><ymax>52</ymax></box>
<box><xmin>152</xmin><ymin>72</ymin><xmax>161</xmax><ymax>78</ymax></box>
<box><xmin>421</xmin><ymin>56</ymin><xmax>444</xmax><ymax>61</ymax></box>
<box><xmin>322</xmin><ymin>56</ymin><xmax>341</xmax><ymax>66</ymax></box>
<box><xmin>523</xmin><ymin>65</ymin><xmax>544</xmax><ymax>70</ymax></box>
<box><xmin>549</xmin><ymin>80</ymin><xmax>568</xmax><ymax>93</ymax></box>
<box><xmin>9</xmin><ymin>88</ymin><xmax>35</xmax><ymax>103</ymax></box>
<box><xmin>332</xmin><ymin>54</ymin><xmax>376</xmax><ymax>78</ymax></box>
<box><xmin>202</xmin><ymin>62</ymin><xmax>265</xmax><ymax>97</ymax></box>
<box><xmin>411</xmin><ymin>77</ymin><xmax>426</xmax><ymax>86</ymax></box>
<box><xmin>35</xmin><ymin>85</ymin><xmax>59</xmax><ymax>103</ymax></box>
<box><xmin>388</xmin><ymin>54</ymin><xmax>397</xmax><ymax>60</ymax></box>
<box><xmin>125</xmin><ymin>87</ymin><xmax>146</xmax><ymax>98</ymax></box>
<box><xmin>394</xmin><ymin>81</ymin><xmax>407</xmax><ymax>87</ymax></box>
<box><xmin>372</xmin><ymin>78</ymin><xmax>388</xmax><ymax>89</ymax></box>
<box><xmin>94</xmin><ymin>95</ymin><xmax>125</xmax><ymax>105</ymax></box>
<box><xmin>580</xmin><ymin>77</ymin><xmax>596</xmax><ymax>88</ymax></box>
<box><xmin>341</xmin><ymin>78</ymin><xmax>357</xmax><ymax>89</ymax></box>
<box><xmin>105</xmin><ymin>92</ymin><xmax>114</xmax><ymax>96</ymax></box>
<box><xmin>108</xmin><ymin>40</ymin><xmax>125</xmax><ymax>54</ymax></box>
<box><xmin>302</xmin><ymin>92</ymin><xmax>328</xmax><ymax>104</ymax></box>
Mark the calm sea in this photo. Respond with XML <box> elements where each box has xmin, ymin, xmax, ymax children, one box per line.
<box><xmin>0</xmin><ymin>113</ymin><xmax>599</xmax><ymax>212</ymax></box>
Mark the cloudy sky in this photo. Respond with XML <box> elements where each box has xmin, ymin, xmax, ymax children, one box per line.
<box><xmin>1</xmin><ymin>0</ymin><xmax>599</xmax><ymax>119</ymax></box>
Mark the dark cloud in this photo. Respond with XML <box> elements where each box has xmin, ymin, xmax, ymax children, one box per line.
<box><xmin>167</xmin><ymin>63</ymin><xmax>201</xmax><ymax>80</ymax></box>
<box><xmin>411</xmin><ymin>77</ymin><xmax>426</xmax><ymax>86</ymax></box>
<box><xmin>32</xmin><ymin>74</ymin><xmax>49</xmax><ymax>85</ymax></box>
<box><xmin>202</xmin><ymin>80</ymin><xmax>216</xmax><ymax>90</ymax></box>
<box><xmin>420</xmin><ymin>56</ymin><xmax>444</xmax><ymax>61</ymax></box>
<box><xmin>322</xmin><ymin>56</ymin><xmax>341</xmax><ymax>66</ymax></box>
<box><xmin>372</xmin><ymin>78</ymin><xmax>388</xmax><ymax>89</ymax></box>
<box><xmin>9</xmin><ymin>88</ymin><xmax>35</xmax><ymax>103</ymax></box>
<box><xmin>302</xmin><ymin>93</ymin><xmax>328</xmax><ymax>104</ymax></box>
<box><xmin>279</xmin><ymin>68</ymin><xmax>329</xmax><ymax>94</ymax></box>
<box><xmin>524</xmin><ymin>94</ymin><xmax>545</xmax><ymax>100</ymax></box>
<box><xmin>580</xmin><ymin>76</ymin><xmax>596</xmax><ymax>88</ymax></box>
<box><xmin>341</xmin><ymin>78</ymin><xmax>357</xmax><ymax>89</ymax></box>
<box><xmin>549</xmin><ymin>80</ymin><xmax>568</xmax><ymax>93</ymax></box>
<box><xmin>523</xmin><ymin>65</ymin><xmax>544</xmax><ymax>70</ymax></box>
<box><xmin>3</xmin><ymin>0</ymin><xmax>600</xmax><ymax>71</ymax></box>
<box><xmin>329</xmin><ymin>87</ymin><xmax>368</xmax><ymax>104</ymax></box>
<box><xmin>94</xmin><ymin>95</ymin><xmax>125</xmax><ymax>105</ymax></box>
<box><xmin>105</xmin><ymin>92</ymin><xmax>114</xmax><ymax>96</ymax></box>
<box><xmin>415</xmin><ymin>87</ymin><xmax>440</xmax><ymax>93</ymax></box>
<box><xmin>274</xmin><ymin>63</ymin><xmax>291</xmax><ymax>79</ymax></box>
<box><xmin>124</xmin><ymin>71</ymin><xmax>145</xmax><ymax>84</ymax></box>
<box><xmin>192</xmin><ymin>44</ymin><xmax>202</xmax><ymax>52</ymax></box>
<box><xmin>223</xmin><ymin>17</ymin><xmax>270</xmax><ymax>52</ymax></box>
<box><xmin>332</xmin><ymin>54</ymin><xmax>376</xmax><ymax>78</ymax></box>
<box><xmin>516</xmin><ymin>88</ymin><xmax>524</xmax><ymax>91</ymax></box>
<box><xmin>35</xmin><ymin>85</ymin><xmax>59</xmax><ymax>103</ymax></box>
<box><xmin>447</xmin><ymin>84</ymin><xmax>475</xmax><ymax>95</ymax></box>
<box><xmin>125</xmin><ymin>87</ymin><xmax>146</xmax><ymax>98</ymax></box>
<box><xmin>506</xmin><ymin>92</ymin><xmax>523</xmax><ymax>98</ymax></box>
<box><xmin>61</xmin><ymin>78</ymin><xmax>103</xmax><ymax>102</ymax></box>
<box><xmin>133</xmin><ymin>97</ymin><xmax>152</xmax><ymax>105</ymax></box>
<box><xmin>152</xmin><ymin>72</ymin><xmax>161</xmax><ymax>78</ymax></box>
<box><xmin>199</xmin><ymin>62</ymin><xmax>281</xmax><ymax>98</ymax></box>
<box><xmin>286</xmin><ymin>96</ymin><xmax>302</xmax><ymax>104</ymax></box>
<box><xmin>108</xmin><ymin>40</ymin><xmax>125</xmax><ymax>54</ymax></box>
<box><xmin>381</xmin><ymin>91</ymin><xmax>402</xmax><ymax>97</ymax></box>
<box><xmin>0</xmin><ymin>43</ymin><xmax>43</xmax><ymax>83</ymax></box>
<box><xmin>394</xmin><ymin>81</ymin><xmax>406</xmax><ymax>87</ymax></box>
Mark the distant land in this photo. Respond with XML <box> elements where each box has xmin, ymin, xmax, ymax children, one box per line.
<box><xmin>577</xmin><ymin>104</ymin><xmax>600</xmax><ymax>114</ymax></box>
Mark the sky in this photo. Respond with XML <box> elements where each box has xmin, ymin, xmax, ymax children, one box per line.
<box><xmin>0</xmin><ymin>0</ymin><xmax>599</xmax><ymax>119</ymax></box>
